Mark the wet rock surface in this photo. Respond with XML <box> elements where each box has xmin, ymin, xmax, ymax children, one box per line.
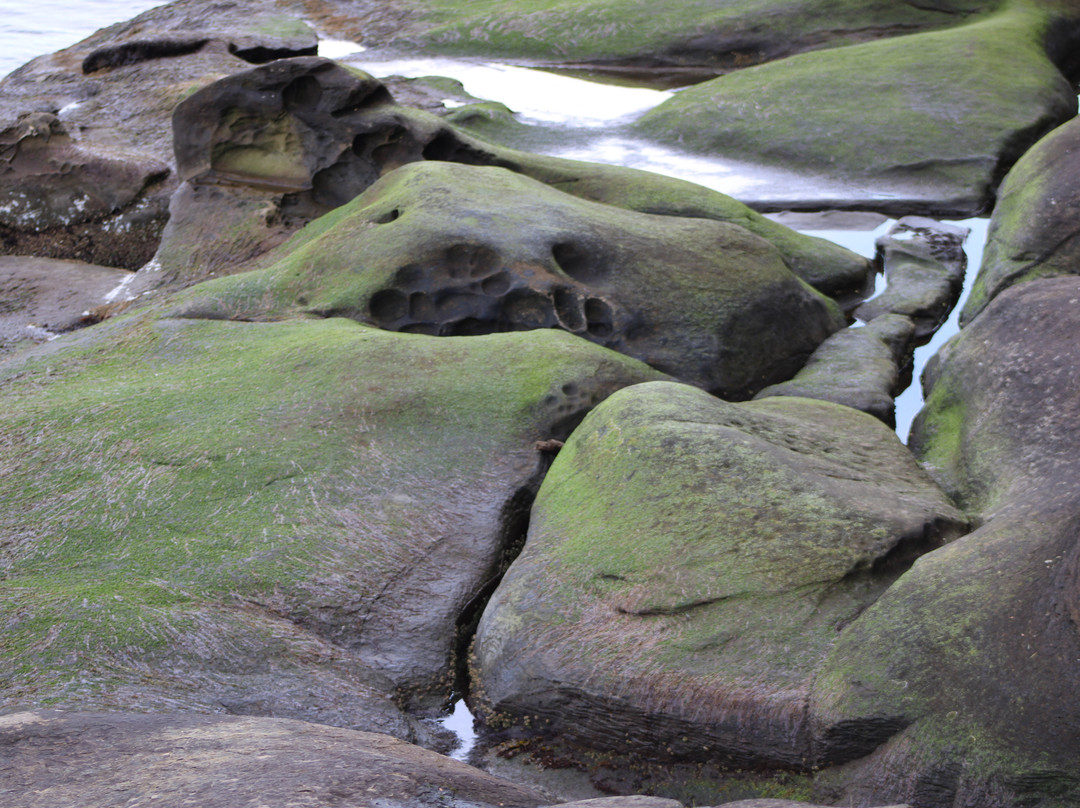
<box><xmin>0</xmin><ymin>256</ymin><xmax>131</xmax><ymax>353</ymax></box>
<box><xmin>962</xmin><ymin>115</ymin><xmax>1080</xmax><ymax>323</ymax></box>
<box><xmin>1</xmin><ymin>0</ymin><xmax>1080</xmax><ymax>806</ymax></box>
<box><xmin>170</xmin><ymin>159</ymin><xmax>846</xmax><ymax>399</ymax></box>
<box><xmin>471</xmin><ymin>381</ymin><xmax>966</xmax><ymax>771</ymax></box>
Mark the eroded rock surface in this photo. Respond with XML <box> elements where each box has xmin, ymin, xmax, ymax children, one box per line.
<box><xmin>0</xmin><ymin>710</ymin><xmax>546</xmax><ymax>808</ymax></box>
<box><xmin>471</xmin><ymin>381</ymin><xmax>965</xmax><ymax>771</ymax></box>
<box><xmin>170</xmin><ymin>160</ymin><xmax>846</xmax><ymax>399</ymax></box>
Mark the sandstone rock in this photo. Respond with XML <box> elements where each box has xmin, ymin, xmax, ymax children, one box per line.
<box><xmin>810</xmin><ymin>278</ymin><xmax>1080</xmax><ymax>807</ymax></box>
<box><xmin>0</xmin><ymin>710</ymin><xmax>545</xmax><ymax>808</ymax></box>
<box><xmin>0</xmin><ymin>256</ymin><xmax>131</xmax><ymax>354</ymax></box>
<box><xmin>169</xmin><ymin>159</ymin><xmax>845</xmax><ymax>399</ymax></box>
<box><xmin>352</xmin><ymin>0</ymin><xmax>1002</xmax><ymax>71</ymax></box>
<box><xmin>470</xmin><ymin>381</ymin><xmax>965</xmax><ymax>770</ymax></box>
<box><xmin>0</xmin><ymin>312</ymin><xmax>662</xmax><ymax>726</ymax></box>
<box><xmin>133</xmin><ymin>57</ymin><xmax>869</xmax><ymax>303</ymax></box>
<box><xmin>546</xmin><ymin>798</ymin><xmax>683</xmax><ymax>808</ymax></box>
<box><xmin>634</xmin><ymin>8</ymin><xmax>1077</xmax><ymax>216</ymax></box>
<box><xmin>754</xmin><ymin>313</ymin><xmax>915</xmax><ymax>426</ymax></box>
<box><xmin>961</xmin><ymin>116</ymin><xmax>1080</xmax><ymax>324</ymax></box>
<box><xmin>0</xmin><ymin>0</ymin><xmax>320</xmax><ymax>267</ymax></box>
<box><xmin>854</xmin><ymin>217</ymin><xmax>967</xmax><ymax>340</ymax></box>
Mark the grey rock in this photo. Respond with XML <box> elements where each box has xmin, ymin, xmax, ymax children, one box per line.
<box><xmin>0</xmin><ymin>710</ymin><xmax>545</xmax><ymax>808</ymax></box>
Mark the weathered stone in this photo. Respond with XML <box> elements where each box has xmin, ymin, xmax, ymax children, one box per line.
<box><xmin>0</xmin><ymin>312</ymin><xmax>662</xmax><ymax>726</ymax></box>
<box><xmin>169</xmin><ymin>160</ymin><xmax>846</xmax><ymax>399</ymax></box>
<box><xmin>0</xmin><ymin>256</ymin><xmax>131</xmax><ymax>354</ymax></box>
<box><xmin>634</xmin><ymin>8</ymin><xmax>1077</xmax><ymax>216</ymax></box>
<box><xmin>131</xmin><ymin>57</ymin><xmax>869</xmax><ymax>303</ymax></box>
<box><xmin>961</xmin><ymin>116</ymin><xmax>1080</xmax><ymax>324</ymax></box>
<box><xmin>471</xmin><ymin>382</ymin><xmax>965</xmax><ymax>771</ymax></box>
<box><xmin>342</xmin><ymin>0</ymin><xmax>1003</xmax><ymax>71</ymax></box>
<box><xmin>811</xmin><ymin>278</ymin><xmax>1080</xmax><ymax>808</ymax></box>
<box><xmin>754</xmin><ymin>313</ymin><xmax>915</xmax><ymax>426</ymax></box>
<box><xmin>854</xmin><ymin>217</ymin><xmax>967</xmax><ymax>339</ymax></box>
<box><xmin>0</xmin><ymin>1</ymin><xmax>320</xmax><ymax>267</ymax></box>
<box><xmin>0</xmin><ymin>711</ymin><xmax>545</xmax><ymax>808</ymax></box>
<box><xmin>547</xmin><ymin>798</ymin><xmax>683</xmax><ymax>808</ymax></box>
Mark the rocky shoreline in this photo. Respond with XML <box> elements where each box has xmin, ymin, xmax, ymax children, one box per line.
<box><xmin>2</xmin><ymin>1</ymin><xmax>1080</xmax><ymax>807</ymax></box>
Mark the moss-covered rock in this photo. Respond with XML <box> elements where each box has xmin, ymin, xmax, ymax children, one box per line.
<box><xmin>0</xmin><ymin>310</ymin><xmax>662</xmax><ymax>727</ymax></box>
<box><xmin>359</xmin><ymin>0</ymin><xmax>1003</xmax><ymax>69</ymax></box>
<box><xmin>170</xmin><ymin>160</ymin><xmax>845</xmax><ymax>398</ymax></box>
<box><xmin>961</xmin><ymin>116</ymin><xmax>1080</xmax><ymax>324</ymax></box>
<box><xmin>470</xmin><ymin>381</ymin><xmax>965</xmax><ymax>771</ymax></box>
<box><xmin>811</xmin><ymin>277</ymin><xmax>1080</xmax><ymax>807</ymax></box>
<box><xmin>633</xmin><ymin>6</ymin><xmax>1076</xmax><ymax>216</ymax></box>
<box><xmin>754</xmin><ymin>313</ymin><xmax>915</xmax><ymax>426</ymax></box>
<box><xmin>132</xmin><ymin>57</ymin><xmax>869</xmax><ymax>304</ymax></box>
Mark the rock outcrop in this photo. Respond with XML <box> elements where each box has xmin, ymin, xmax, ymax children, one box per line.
<box><xmin>962</xmin><ymin>116</ymin><xmax>1080</xmax><ymax>323</ymax></box>
<box><xmin>634</xmin><ymin>6</ymin><xmax>1077</xmax><ymax>216</ymax></box>
<box><xmin>168</xmin><ymin>159</ymin><xmax>846</xmax><ymax>398</ymax></box>
<box><xmin>471</xmin><ymin>381</ymin><xmax>966</xmax><ymax>771</ymax></box>
<box><xmin>811</xmin><ymin>278</ymin><xmax>1080</xmax><ymax>807</ymax></box>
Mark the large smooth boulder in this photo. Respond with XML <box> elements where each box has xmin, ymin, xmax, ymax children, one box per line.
<box><xmin>961</xmin><ymin>116</ymin><xmax>1080</xmax><ymax>324</ymax></box>
<box><xmin>0</xmin><ymin>710</ymin><xmax>546</xmax><ymax>808</ymax></box>
<box><xmin>170</xmin><ymin>160</ymin><xmax>845</xmax><ymax>399</ymax></box>
<box><xmin>0</xmin><ymin>312</ymin><xmax>662</xmax><ymax>727</ymax></box>
<box><xmin>633</xmin><ymin>7</ymin><xmax>1077</xmax><ymax>216</ymax></box>
<box><xmin>810</xmin><ymin>278</ymin><xmax>1080</xmax><ymax>808</ymax></box>
<box><xmin>471</xmin><ymin>382</ymin><xmax>965</xmax><ymax>771</ymax></box>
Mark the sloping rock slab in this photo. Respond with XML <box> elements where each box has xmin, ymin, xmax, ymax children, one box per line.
<box><xmin>471</xmin><ymin>381</ymin><xmax>965</xmax><ymax>770</ymax></box>
<box><xmin>0</xmin><ymin>256</ymin><xmax>130</xmax><ymax>353</ymax></box>
<box><xmin>634</xmin><ymin>9</ymin><xmax>1076</xmax><ymax>216</ymax></box>
<box><xmin>962</xmin><ymin>116</ymin><xmax>1080</xmax><ymax>324</ymax></box>
<box><xmin>170</xmin><ymin>160</ymin><xmax>844</xmax><ymax>399</ymax></box>
<box><xmin>0</xmin><ymin>710</ymin><xmax>544</xmax><ymax>808</ymax></box>
<box><xmin>0</xmin><ymin>315</ymin><xmax>663</xmax><ymax>724</ymax></box>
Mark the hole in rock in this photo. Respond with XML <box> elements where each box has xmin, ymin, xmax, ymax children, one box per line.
<box><xmin>552</xmin><ymin>241</ymin><xmax>605</xmax><ymax>284</ymax></box>
<box><xmin>552</xmin><ymin>286</ymin><xmax>586</xmax><ymax>332</ymax></box>
<box><xmin>82</xmin><ymin>38</ymin><xmax>210</xmax><ymax>73</ymax></box>
<box><xmin>445</xmin><ymin>243</ymin><xmax>500</xmax><ymax>280</ymax></box>
<box><xmin>369</xmin><ymin>288</ymin><xmax>409</xmax><ymax>323</ymax></box>
<box><xmin>421</xmin><ymin>131</ymin><xmax>514</xmax><ymax>167</ymax></box>
<box><xmin>331</xmin><ymin>84</ymin><xmax>393</xmax><ymax>117</ymax></box>
<box><xmin>228</xmin><ymin>43</ymin><xmax>318</xmax><ymax>64</ymax></box>
<box><xmin>480</xmin><ymin>271</ymin><xmax>511</xmax><ymax>297</ymax></box>
<box><xmin>503</xmin><ymin>289</ymin><xmax>556</xmax><ymax>330</ymax></box>
<box><xmin>584</xmin><ymin>297</ymin><xmax>614</xmax><ymax>338</ymax></box>
<box><xmin>282</xmin><ymin>75</ymin><xmax>323</xmax><ymax>111</ymax></box>
<box><xmin>371</xmin><ymin>208</ymin><xmax>401</xmax><ymax>224</ymax></box>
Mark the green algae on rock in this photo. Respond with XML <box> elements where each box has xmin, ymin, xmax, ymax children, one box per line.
<box><xmin>961</xmin><ymin>116</ymin><xmax>1080</xmax><ymax>324</ymax></box>
<box><xmin>633</xmin><ymin>6</ymin><xmax>1076</xmax><ymax>216</ymax></box>
<box><xmin>372</xmin><ymin>0</ymin><xmax>1003</xmax><ymax>69</ymax></box>
<box><xmin>470</xmin><ymin>381</ymin><xmax>965</xmax><ymax>771</ymax></box>
<box><xmin>169</xmin><ymin>160</ymin><xmax>846</xmax><ymax>399</ymax></box>
<box><xmin>0</xmin><ymin>312</ymin><xmax>663</xmax><ymax>727</ymax></box>
<box><xmin>812</xmin><ymin>277</ymin><xmax>1080</xmax><ymax>808</ymax></box>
